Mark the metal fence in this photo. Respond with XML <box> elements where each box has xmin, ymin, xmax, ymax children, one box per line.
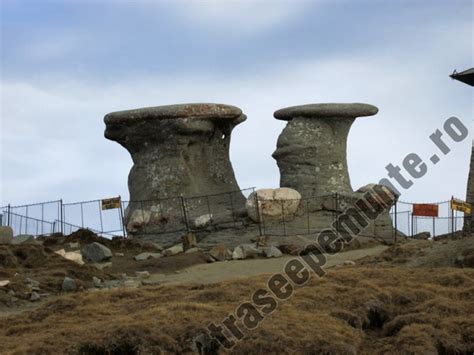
<box><xmin>1</xmin><ymin>190</ymin><xmax>470</xmax><ymax>241</ymax></box>
<box><xmin>0</xmin><ymin>188</ymin><xmax>255</xmax><ymax>238</ymax></box>
<box><xmin>390</xmin><ymin>199</ymin><xmax>469</xmax><ymax>238</ymax></box>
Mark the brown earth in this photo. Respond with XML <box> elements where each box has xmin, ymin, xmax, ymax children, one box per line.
<box><xmin>0</xmin><ymin>266</ymin><xmax>472</xmax><ymax>354</ymax></box>
<box><xmin>0</xmin><ymin>231</ymin><xmax>473</xmax><ymax>354</ymax></box>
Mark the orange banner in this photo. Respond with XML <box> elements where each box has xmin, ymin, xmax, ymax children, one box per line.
<box><xmin>413</xmin><ymin>204</ymin><xmax>438</xmax><ymax>217</ymax></box>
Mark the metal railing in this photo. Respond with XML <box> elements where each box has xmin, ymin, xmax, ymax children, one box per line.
<box><xmin>1</xmin><ymin>189</ymin><xmax>470</xmax><ymax>241</ymax></box>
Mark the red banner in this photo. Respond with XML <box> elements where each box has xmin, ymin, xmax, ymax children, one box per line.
<box><xmin>413</xmin><ymin>204</ymin><xmax>438</xmax><ymax>217</ymax></box>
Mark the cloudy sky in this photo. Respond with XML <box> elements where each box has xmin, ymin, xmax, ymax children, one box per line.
<box><xmin>1</xmin><ymin>0</ymin><xmax>472</xmax><ymax>207</ymax></box>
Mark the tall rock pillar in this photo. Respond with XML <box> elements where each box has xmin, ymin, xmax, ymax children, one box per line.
<box><xmin>104</xmin><ymin>103</ymin><xmax>247</xmax><ymax>235</ymax></box>
<box><xmin>272</xmin><ymin>103</ymin><xmax>378</xmax><ymax>197</ymax></box>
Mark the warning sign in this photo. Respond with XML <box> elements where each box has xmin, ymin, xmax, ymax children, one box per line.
<box><xmin>413</xmin><ymin>204</ymin><xmax>439</xmax><ymax>217</ymax></box>
<box><xmin>451</xmin><ymin>198</ymin><xmax>472</xmax><ymax>214</ymax></box>
<box><xmin>101</xmin><ymin>196</ymin><xmax>121</xmax><ymax>210</ymax></box>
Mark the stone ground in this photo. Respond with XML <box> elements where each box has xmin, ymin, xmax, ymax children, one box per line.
<box><xmin>144</xmin><ymin>245</ymin><xmax>388</xmax><ymax>285</ymax></box>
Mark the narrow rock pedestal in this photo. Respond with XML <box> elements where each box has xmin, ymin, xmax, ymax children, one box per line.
<box><xmin>104</xmin><ymin>103</ymin><xmax>247</xmax><ymax>236</ymax></box>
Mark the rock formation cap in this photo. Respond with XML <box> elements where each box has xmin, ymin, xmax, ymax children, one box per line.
<box><xmin>105</xmin><ymin>103</ymin><xmax>244</xmax><ymax>125</ymax></box>
<box><xmin>274</xmin><ymin>103</ymin><xmax>378</xmax><ymax>121</ymax></box>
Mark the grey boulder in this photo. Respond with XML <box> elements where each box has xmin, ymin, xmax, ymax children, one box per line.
<box><xmin>81</xmin><ymin>242</ymin><xmax>112</xmax><ymax>263</ymax></box>
<box><xmin>62</xmin><ymin>277</ymin><xmax>77</xmax><ymax>292</ymax></box>
<box><xmin>0</xmin><ymin>226</ymin><xmax>13</xmax><ymax>244</ymax></box>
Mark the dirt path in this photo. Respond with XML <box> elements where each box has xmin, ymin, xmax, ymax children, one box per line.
<box><xmin>145</xmin><ymin>245</ymin><xmax>388</xmax><ymax>285</ymax></box>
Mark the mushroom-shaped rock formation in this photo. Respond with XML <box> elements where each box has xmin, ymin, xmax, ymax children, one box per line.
<box><xmin>104</xmin><ymin>103</ymin><xmax>247</xmax><ymax>234</ymax></box>
<box><xmin>272</xmin><ymin>103</ymin><xmax>378</xmax><ymax>197</ymax></box>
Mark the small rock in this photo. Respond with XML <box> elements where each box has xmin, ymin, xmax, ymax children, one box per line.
<box><xmin>30</xmin><ymin>292</ymin><xmax>40</xmax><ymax>302</ymax></box>
<box><xmin>135</xmin><ymin>271</ymin><xmax>150</xmax><ymax>279</ymax></box>
<box><xmin>115</xmin><ymin>252</ymin><xmax>125</xmax><ymax>257</ymax></box>
<box><xmin>232</xmin><ymin>244</ymin><xmax>261</xmax><ymax>260</ymax></box>
<box><xmin>134</xmin><ymin>252</ymin><xmax>162</xmax><ymax>261</ymax></box>
<box><xmin>263</xmin><ymin>246</ymin><xmax>282</xmax><ymax>258</ymax></box>
<box><xmin>12</xmin><ymin>234</ymin><xmax>35</xmax><ymax>245</ymax></box>
<box><xmin>64</xmin><ymin>251</ymin><xmax>84</xmax><ymax>265</ymax></box>
<box><xmin>232</xmin><ymin>247</ymin><xmax>244</xmax><ymax>260</ymax></box>
<box><xmin>185</xmin><ymin>247</ymin><xmax>199</xmax><ymax>254</ymax></box>
<box><xmin>91</xmin><ymin>262</ymin><xmax>112</xmax><ymax>270</ymax></box>
<box><xmin>344</xmin><ymin>260</ymin><xmax>356</xmax><ymax>266</ymax></box>
<box><xmin>163</xmin><ymin>244</ymin><xmax>183</xmax><ymax>257</ymax></box>
<box><xmin>140</xmin><ymin>241</ymin><xmax>163</xmax><ymax>252</ymax></box>
<box><xmin>81</xmin><ymin>242</ymin><xmax>112</xmax><ymax>263</ymax></box>
<box><xmin>209</xmin><ymin>244</ymin><xmax>232</xmax><ymax>261</ymax></box>
<box><xmin>62</xmin><ymin>277</ymin><xmax>77</xmax><ymax>292</ymax></box>
<box><xmin>26</xmin><ymin>278</ymin><xmax>40</xmax><ymax>288</ymax></box>
<box><xmin>55</xmin><ymin>249</ymin><xmax>66</xmax><ymax>257</ymax></box>
<box><xmin>194</xmin><ymin>214</ymin><xmax>213</xmax><ymax>228</ymax></box>
<box><xmin>0</xmin><ymin>226</ymin><xmax>13</xmax><ymax>244</ymax></box>
<box><xmin>92</xmin><ymin>276</ymin><xmax>102</xmax><ymax>288</ymax></box>
<box><xmin>0</xmin><ymin>280</ymin><xmax>10</xmax><ymax>287</ymax></box>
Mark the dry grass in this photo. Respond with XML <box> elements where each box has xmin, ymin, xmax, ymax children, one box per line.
<box><xmin>1</xmin><ymin>265</ymin><xmax>473</xmax><ymax>354</ymax></box>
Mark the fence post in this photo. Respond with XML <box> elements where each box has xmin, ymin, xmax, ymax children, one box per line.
<box><xmin>254</xmin><ymin>193</ymin><xmax>263</xmax><ymax>236</ymax></box>
<box><xmin>119</xmin><ymin>196</ymin><xmax>127</xmax><ymax>238</ymax></box>
<box><xmin>98</xmin><ymin>200</ymin><xmax>104</xmax><ymax>233</ymax></box>
<box><xmin>180</xmin><ymin>195</ymin><xmax>190</xmax><ymax>233</ymax></box>
<box><xmin>80</xmin><ymin>202</ymin><xmax>84</xmax><ymax>228</ymax></box>
<box><xmin>7</xmin><ymin>204</ymin><xmax>11</xmax><ymax>227</ymax></box>
<box><xmin>394</xmin><ymin>199</ymin><xmax>398</xmax><ymax>243</ymax></box>
<box><xmin>60</xmin><ymin>199</ymin><xmax>64</xmax><ymax>235</ymax></box>
<box><xmin>41</xmin><ymin>202</ymin><xmax>44</xmax><ymax>235</ymax></box>
<box><xmin>432</xmin><ymin>216</ymin><xmax>436</xmax><ymax>238</ymax></box>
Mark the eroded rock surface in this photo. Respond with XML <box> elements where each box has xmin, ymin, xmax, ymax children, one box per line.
<box><xmin>104</xmin><ymin>103</ymin><xmax>247</xmax><ymax>235</ymax></box>
<box><xmin>273</xmin><ymin>103</ymin><xmax>378</xmax><ymax>197</ymax></box>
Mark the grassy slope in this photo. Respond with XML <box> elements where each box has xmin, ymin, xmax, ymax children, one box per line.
<box><xmin>1</xmin><ymin>265</ymin><xmax>473</xmax><ymax>354</ymax></box>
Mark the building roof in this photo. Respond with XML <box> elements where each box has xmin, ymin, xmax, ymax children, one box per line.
<box><xmin>450</xmin><ymin>68</ymin><xmax>474</xmax><ymax>86</ymax></box>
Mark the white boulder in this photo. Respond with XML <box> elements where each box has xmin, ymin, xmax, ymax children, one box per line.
<box><xmin>194</xmin><ymin>214</ymin><xmax>213</xmax><ymax>228</ymax></box>
<box><xmin>246</xmin><ymin>188</ymin><xmax>301</xmax><ymax>222</ymax></box>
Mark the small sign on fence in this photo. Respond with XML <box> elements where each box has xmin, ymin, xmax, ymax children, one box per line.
<box><xmin>451</xmin><ymin>198</ymin><xmax>472</xmax><ymax>214</ymax></box>
<box><xmin>413</xmin><ymin>203</ymin><xmax>439</xmax><ymax>217</ymax></box>
<box><xmin>101</xmin><ymin>196</ymin><xmax>121</xmax><ymax>210</ymax></box>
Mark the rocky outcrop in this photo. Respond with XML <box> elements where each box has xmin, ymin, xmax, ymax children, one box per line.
<box><xmin>273</xmin><ymin>103</ymin><xmax>378</xmax><ymax>197</ymax></box>
<box><xmin>104</xmin><ymin>103</ymin><xmax>247</xmax><ymax>236</ymax></box>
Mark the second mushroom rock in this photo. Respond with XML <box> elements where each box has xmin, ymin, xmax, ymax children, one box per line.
<box><xmin>272</xmin><ymin>103</ymin><xmax>379</xmax><ymax>198</ymax></box>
